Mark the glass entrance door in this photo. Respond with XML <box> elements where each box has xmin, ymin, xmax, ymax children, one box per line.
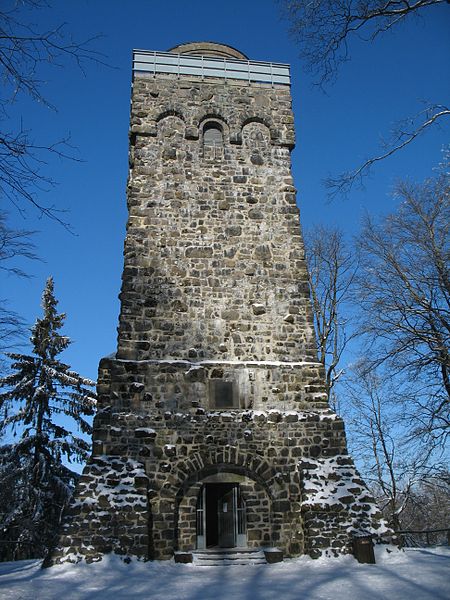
<box><xmin>196</xmin><ymin>482</ymin><xmax>247</xmax><ymax>549</ymax></box>
<box><xmin>218</xmin><ymin>487</ymin><xmax>235</xmax><ymax>547</ymax></box>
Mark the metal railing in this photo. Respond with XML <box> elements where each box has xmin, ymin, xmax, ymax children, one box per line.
<box><xmin>397</xmin><ymin>528</ymin><xmax>450</xmax><ymax>547</ymax></box>
<box><xmin>133</xmin><ymin>50</ymin><xmax>291</xmax><ymax>86</ymax></box>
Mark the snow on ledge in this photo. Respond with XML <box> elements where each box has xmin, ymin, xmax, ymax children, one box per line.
<box><xmin>113</xmin><ymin>358</ymin><xmax>323</xmax><ymax>369</ymax></box>
<box><xmin>202</xmin><ymin>408</ymin><xmax>338</xmax><ymax>421</ymax></box>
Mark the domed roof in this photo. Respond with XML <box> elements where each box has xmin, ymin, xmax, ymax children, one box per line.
<box><xmin>168</xmin><ymin>42</ymin><xmax>248</xmax><ymax>61</ymax></box>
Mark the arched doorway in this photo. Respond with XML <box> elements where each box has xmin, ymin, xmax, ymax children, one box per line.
<box><xmin>196</xmin><ymin>482</ymin><xmax>247</xmax><ymax>549</ymax></box>
<box><xmin>176</xmin><ymin>467</ymin><xmax>274</xmax><ymax>554</ymax></box>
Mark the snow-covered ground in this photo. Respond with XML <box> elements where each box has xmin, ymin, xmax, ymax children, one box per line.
<box><xmin>0</xmin><ymin>547</ymin><xmax>449</xmax><ymax>600</ymax></box>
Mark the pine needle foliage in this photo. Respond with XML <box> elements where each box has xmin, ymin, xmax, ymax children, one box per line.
<box><xmin>0</xmin><ymin>277</ymin><xmax>96</xmax><ymax>560</ymax></box>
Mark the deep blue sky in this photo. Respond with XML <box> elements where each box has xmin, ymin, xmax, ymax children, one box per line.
<box><xmin>3</xmin><ymin>0</ymin><xmax>449</xmax><ymax>382</ymax></box>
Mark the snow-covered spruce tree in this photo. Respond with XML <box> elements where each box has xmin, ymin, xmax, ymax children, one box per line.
<box><xmin>0</xmin><ymin>277</ymin><xmax>96</xmax><ymax>560</ymax></box>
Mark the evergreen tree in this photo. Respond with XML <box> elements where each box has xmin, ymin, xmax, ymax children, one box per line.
<box><xmin>0</xmin><ymin>277</ymin><xmax>96</xmax><ymax>560</ymax></box>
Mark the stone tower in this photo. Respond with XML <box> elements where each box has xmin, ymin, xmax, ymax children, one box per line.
<box><xmin>51</xmin><ymin>42</ymin><xmax>388</xmax><ymax>565</ymax></box>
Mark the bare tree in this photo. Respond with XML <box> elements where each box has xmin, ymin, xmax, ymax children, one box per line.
<box><xmin>345</xmin><ymin>364</ymin><xmax>442</xmax><ymax>532</ymax></box>
<box><xmin>304</xmin><ymin>225</ymin><xmax>358</xmax><ymax>410</ymax></box>
<box><xmin>399</xmin><ymin>473</ymin><xmax>450</xmax><ymax>545</ymax></box>
<box><xmin>357</xmin><ymin>158</ymin><xmax>450</xmax><ymax>445</ymax></box>
<box><xmin>0</xmin><ymin>211</ymin><xmax>38</xmax><ymax>368</ymax></box>
<box><xmin>280</xmin><ymin>0</ymin><xmax>449</xmax><ymax>193</ymax></box>
<box><xmin>0</xmin><ymin>0</ymin><xmax>104</xmax><ymax>223</ymax></box>
<box><xmin>0</xmin><ymin>308</ymin><xmax>25</xmax><ymax>366</ymax></box>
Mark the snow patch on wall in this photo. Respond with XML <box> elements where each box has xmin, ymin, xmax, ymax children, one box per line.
<box><xmin>49</xmin><ymin>456</ymin><xmax>149</xmax><ymax>565</ymax></box>
<box><xmin>299</xmin><ymin>455</ymin><xmax>392</xmax><ymax>558</ymax></box>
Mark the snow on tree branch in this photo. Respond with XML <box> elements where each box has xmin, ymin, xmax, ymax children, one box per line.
<box><xmin>0</xmin><ymin>276</ymin><xmax>96</xmax><ymax>559</ymax></box>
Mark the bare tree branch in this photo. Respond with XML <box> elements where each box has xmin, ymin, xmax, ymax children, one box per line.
<box><xmin>0</xmin><ymin>211</ymin><xmax>38</xmax><ymax>368</ymax></box>
<box><xmin>280</xmin><ymin>0</ymin><xmax>448</xmax><ymax>85</ymax></box>
<box><xmin>280</xmin><ymin>1</ymin><xmax>449</xmax><ymax>192</ymax></box>
<box><xmin>0</xmin><ymin>0</ymin><xmax>106</xmax><ymax>223</ymax></box>
<box><xmin>325</xmin><ymin>106</ymin><xmax>450</xmax><ymax>197</ymax></box>
<box><xmin>0</xmin><ymin>211</ymin><xmax>37</xmax><ymax>277</ymax></box>
<box><xmin>1</xmin><ymin>0</ymin><xmax>106</xmax><ymax>109</ymax></box>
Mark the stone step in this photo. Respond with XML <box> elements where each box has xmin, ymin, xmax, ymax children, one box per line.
<box><xmin>193</xmin><ymin>549</ymin><xmax>267</xmax><ymax>566</ymax></box>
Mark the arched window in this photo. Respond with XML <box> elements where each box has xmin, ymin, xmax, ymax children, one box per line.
<box><xmin>203</xmin><ymin>124</ymin><xmax>223</xmax><ymax>147</ymax></box>
<box><xmin>203</xmin><ymin>122</ymin><xmax>223</xmax><ymax>159</ymax></box>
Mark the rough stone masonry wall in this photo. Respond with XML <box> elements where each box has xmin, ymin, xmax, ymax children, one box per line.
<box><xmin>48</xmin><ymin>456</ymin><xmax>150</xmax><ymax>565</ymax></box>
<box><xmin>49</xmin><ymin>56</ymin><xmax>390</xmax><ymax>565</ymax></box>
<box><xmin>50</xmin><ymin>362</ymin><xmax>388</xmax><ymax>563</ymax></box>
<box><xmin>49</xmin><ymin>354</ymin><xmax>390</xmax><ymax>562</ymax></box>
<box><xmin>53</xmin><ymin>365</ymin><xmax>349</xmax><ymax>561</ymax></box>
<box><xmin>95</xmin><ymin>356</ymin><xmax>329</xmax><ymax>414</ymax></box>
<box><xmin>117</xmin><ymin>73</ymin><xmax>317</xmax><ymax>364</ymax></box>
<box><xmin>300</xmin><ymin>456</ymin><xmax>390</xmax><ymax>558</ymax></box>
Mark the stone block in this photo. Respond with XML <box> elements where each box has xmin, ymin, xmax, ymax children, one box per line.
<box><xmin>264</xmin><ymin>550</ymin><xmax>284</xmax><ymax>563</ymax></box>
<box><xmin>174</xmin><ymin>552</ymin><xmax>193</xmax><ymax>564</ymax></box>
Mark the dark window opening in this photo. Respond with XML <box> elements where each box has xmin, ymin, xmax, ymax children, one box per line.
<box><xmin>203</xmin><ymin>123</ymin><xmax>224</xmax><ymax>160</ymax></box>
<box><xmin>214</xmin><ymin>381</ymin><xmax>234</xmax><ymax>408</ymax></box>
<box><xmin>203</xmin><ymin>123</ymin><xmax>223</xmax><ymax>147</ymax></box>
<box><xmin>209</xmin><ymin>379</ymin><xmax>248</xmax><ymax>410</ymax></box>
